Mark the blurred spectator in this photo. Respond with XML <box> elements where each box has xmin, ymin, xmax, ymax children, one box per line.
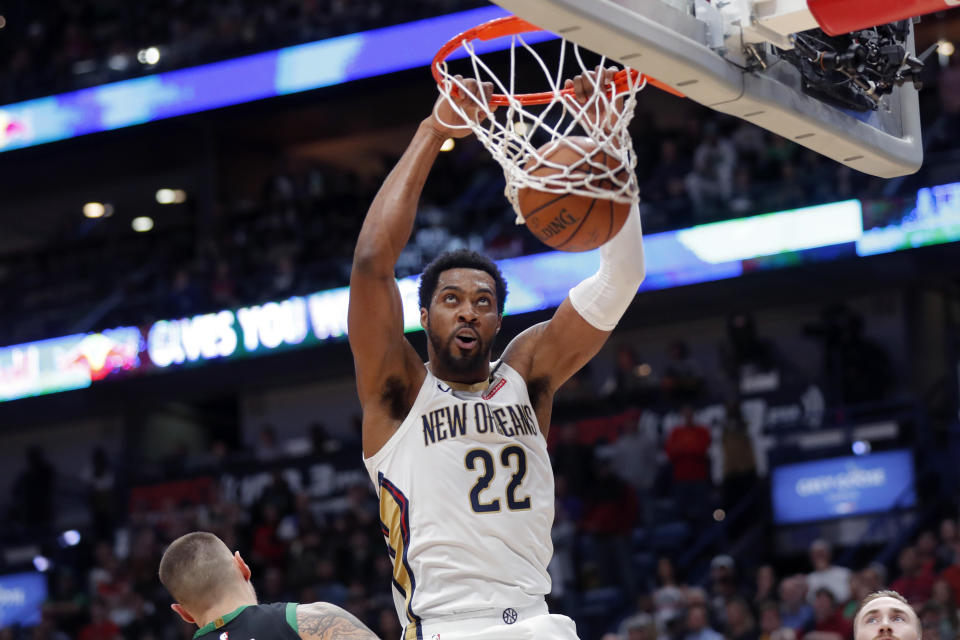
<box><xmin>726</xmin><ymin>597</ymin><xmax>759</xmax><ymax>640</ymax></box>
<box><xmin>780</xmin><ymin>575</ymin><xmax>815</xmax><ymax>635</ymax></box>
<box><xmin>917</xmin><ymin>530</ymin><xmax>941</xmax><ymax>573</ymax></box>
<box><xmin>938</xmin><ymin>519</ymin><xmax>958</xmax><ymax>568</ymax></box>
<box><xmin>617</xmin><ymin>612</ymin><xmax>658</xmax><ymax>640</ymax></box>
<box><xmin>759</xmin><ymin>601</ymin><xmax>798</xmax><ymax>640</ymax></box>
<box><xmin>654</xmin><ymin>557</ymin><xmax>687</xmax><ymax>630</ymax></box>
<box><xmin>552</xmin><ymin>422</ymin><xmax>595</xmax><ymax>496</ymax></box>
<box><xmin>942</xmin><ymin>540</ymin><xmax>960</xmax><ymax>606</ymax></box>
<box><xmin>583</xmin><ymin>455</ymin><xmax>640</xmax><ymax>599</ymax></box>
<box><xmin>602</xmin><ymin>344</ymin><xmax>659</xmax><ymax>405</ymax></box>
<box><xmin>77</xmin><ymin>599</ymin><xmax>121</xmax><ymax>640</ymax></box>
<box><xmin>804</xmin><ymin>588</ymin><xmax>852</xmax><ymax>640</ymax></box>
<box><xmin>43</xmin><ymin>571</ymin><xmax>88</xmax><ymax>635</ymax></box>
<box><xmin>891</xmin><ymin>546</ymin><xmax>935</xmax><ymax>605</ymax></box>
<box><xmin>82</xmin><ymin>447</ymin><xmax>116</xmax><ymax>542</ymax></box>
<box><xmin>710</xmin><ymin>555</ymin><xmax>739</xmax><ymax>628</ymax></box>
<box><xmin>803</xmin><ymin>304</ymin><xmax>893</xmax><ymax>406</ymax></box>
<box><xmin>720</xmin><ymin>402</ymin><xmax>757</xmax><ymax>514</ymax></box>
<box><xmin>254</xmin><ymin>424</ymin><xmax>282</xmax><ymax>461</ymax></box>
<box><xmin>685</xmin><ymin>603</ymin><xmax>725</xmax><ymax>640</ymax></box>
<box><xmin>661</xmin><ymin>340</ymin><xmax>705</xmax><ymax>403</ymax></box>
<box><xmin>165</xmin><ymin>268</ymin><xmax>202</xmax><ymax>317</ymax></box>
<box><xmin>606</xmin><ymin>412</ymin><xmax>659</xmax><ymax>526</ymax></box>
<box><xmin>685</xmin><ymin>122</ymin><xmax>737</xmax><ymax>217</ymax></box>
<box><xmin>308</xmin><ymin>421</ymin><xmax>342</xmax><ymax>457</ymax></box>
<box><xmin>806</xmin><ymin>539</ymin><xmax>851</xmax><ymax>605</ymax></box>
<box><xmin>209</xmin><ymin>260</ymin><xmax>238</xmax><ymax>307</ymax></box>
<box><xmin>257</xmin><ymin>469</ymin><xmax>296</xmax><ymax>518</ymax></box>
<box><xmin>12</xmin><ymin>445</ymin><xmax>55</xmax><ymax>528</ymax></box>
<box><xmin>841</xmin><ymin>568</ymin><xmax>871</xmax><ymax>621</ymax></box>
<box><xmin>919</xmin><ymin>602</ymin><xmax>946</xmax><ymax>640</ymax></box>
<box><xmin>754</xmin><ymin>565</ymin><xmax>778</xmax><ymax>609</ymax></box>
<box><xmin>664</xmin><ymin>406</ymin><xmax>712</xmax><ymax>526</ymax></box>
<box><xmin>859</xmin><ymin>563</ymin><xmax>887</xmax><ymax>595</ymax></box>
<box><xmin>376</xmin><ymin>607</ymin><xmax>403</xmax><ymax>639</ymax></box>
<box><xmin>930</xmin><ymin>580</ymin><xmax>959</xmax><ymax>638</ymax></box>
<box><xmin>722</xmin><ymin>312</ymin><xmax>778</xmax><ymax>392</ymax></box>
<box><xmin>729</xmin><ymin>167</ymin><xmax>758</xmax><ymax>215</ymax></box>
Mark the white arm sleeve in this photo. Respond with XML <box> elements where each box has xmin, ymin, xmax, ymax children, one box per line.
<box><xmin>568</xmin><ymin>201</ymin><xmax>646</xmax><ymax>331</ymax></box>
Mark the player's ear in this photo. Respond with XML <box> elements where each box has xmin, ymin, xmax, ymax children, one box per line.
<box><xmin>235</xmin><ymin>551</ymin><xmax>252</xmax><ymax>582</ymax></box>
<box><xmin>420</xmin><ymin>307</ymin><xmax>429</xmax><ymax>330</ymax></box>
<box><xmin>172</xmin><ymin>603</ymin><xmax>196</xmax><ymax>624</ymax></box>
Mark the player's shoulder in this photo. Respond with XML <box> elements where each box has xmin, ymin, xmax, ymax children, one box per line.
<box><xmin>294</xmin><ymin>601</ymin><xmax>377</xmax><ymax>639</ymax></box>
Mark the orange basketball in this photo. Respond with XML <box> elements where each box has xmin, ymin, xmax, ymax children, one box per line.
<box><xmin>517</xmin><ymin>136</ymin><xmax>632</xmax><ymax>252</ymax></box>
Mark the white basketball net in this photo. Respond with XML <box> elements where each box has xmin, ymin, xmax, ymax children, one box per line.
<box><xmin>434</xmin><ymin>32</ymin><xmax>644</xmax><ymax>222</ymax></box>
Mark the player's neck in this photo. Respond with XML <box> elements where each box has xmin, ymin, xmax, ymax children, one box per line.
<box><xmin>428</xmin><ymin>362</ymin><xmax>491</xmax><ymax>388</ymax></box>
<box><xmin>194</xmin><ymin>594</ymin><xmax>258</xmax><ymax>629</ymax></box>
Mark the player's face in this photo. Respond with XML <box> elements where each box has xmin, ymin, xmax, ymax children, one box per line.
<box><xmin>422</xmin><ymin>268</ymin><xmax>501</xmax><ymax>379</ymax></box>
<box><xmin>855</xmin><ymin>597</ymin><xmax>920</xmax><ymax>640</ymax></box>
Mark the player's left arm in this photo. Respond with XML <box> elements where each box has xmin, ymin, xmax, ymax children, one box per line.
<box><xmin>502</xmin><ymin>201</ymin><xmax>646</xmax><ymax>392</ymax></box>
<box><xmin>296</xmin><ymin>602</ymin><xmax>379</xmax><ymax>640</ymax></box>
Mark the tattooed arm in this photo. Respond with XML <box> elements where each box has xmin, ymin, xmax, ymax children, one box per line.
<box><xmin>296</xmin><ymin>602</ymin><xmax>380</xmax><ymax>640</ymax></box>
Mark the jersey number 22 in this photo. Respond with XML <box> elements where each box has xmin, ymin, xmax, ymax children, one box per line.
<box><xmin>465</xmin><ymin>445</ymin><xmax>531</xmax><ymax>513</ymax></box>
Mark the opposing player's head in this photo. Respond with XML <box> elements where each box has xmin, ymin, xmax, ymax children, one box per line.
<box><xmin>854</xmin><ymin>590</ymin><xmax>921</xmax><ymax>640</ymax></box>
<box><xmin>419</xmin><ymin>249</ymin><xmax>507</xmax><ymax>377</ymax></box>
<box><xmin>159</xmin><ymin>531</ymin><xmax>256</xmax><ymax>626</ymax></box>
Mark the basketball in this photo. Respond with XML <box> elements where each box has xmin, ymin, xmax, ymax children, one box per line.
<box><xmin>517</xmin><ymin>136</ymin><xmax>632</xmax><ymax>252</ymax></box>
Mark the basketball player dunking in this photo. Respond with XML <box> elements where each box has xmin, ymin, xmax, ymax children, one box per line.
<box><xmin>348</xmin><ymin>69</ymin><xmax>647</xmax><ymax>639</ymax></box>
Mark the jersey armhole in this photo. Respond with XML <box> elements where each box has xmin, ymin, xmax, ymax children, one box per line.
<box><xmin>286</xmin><ymin>602</ymin><xmax>298</xmax><ymax>633</ymax></box>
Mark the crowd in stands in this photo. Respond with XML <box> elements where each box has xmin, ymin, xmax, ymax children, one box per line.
<box><xmin>0</xmin><ymin>0</ymin><xmax>486</xmax><ymax>104</ymax></box>
<box><xmin>0</xmin><ymin>3</ymin><xmax>958</xmax><ymax>350</ymax></box>
<box><xmin>0</xmin><ymin>98</ymin><xmax>945</xmax><ymax>349</ymax></box>
<box><xmin>3</xmin><ymin>2</ymin><xmax>960</xmax><ymax>349</ymax></box>
<box><xmin>2</xmin><ymin>393</ymin><xmax>958</xmax><ymax>640</ymax></box>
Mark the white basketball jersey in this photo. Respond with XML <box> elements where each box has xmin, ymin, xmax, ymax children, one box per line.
<box><xmin>363</xmin><ymin>361</ymin><xmax>555</xmax><ymax>636</ymax></box>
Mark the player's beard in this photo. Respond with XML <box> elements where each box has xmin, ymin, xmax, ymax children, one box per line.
<box><xmin>428</xmin><ymin>325</ymin><xmax>491</xmax><ymax>378</ymax></box>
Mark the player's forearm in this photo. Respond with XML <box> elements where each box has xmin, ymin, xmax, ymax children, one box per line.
<box><xmin>568</xmin><ymin>202</ymin><xmax>646</xmax><ymax>331</ymax></box>
<box><xmin>353</xmin><ymin>119</ymin><xmax>446</xmax><ymax>274</ymax></box>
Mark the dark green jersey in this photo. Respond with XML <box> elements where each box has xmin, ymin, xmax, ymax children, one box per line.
<box><xmin>193</xmin><ymin>603</ymin><xmax>300</xmax><ymax>640</ymax></box>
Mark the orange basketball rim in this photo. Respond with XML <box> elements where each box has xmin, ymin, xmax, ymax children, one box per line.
<box><xmin>432</xmin><ymin>14</ymin><xmax>684</xmax><ymax>106</ymax></box>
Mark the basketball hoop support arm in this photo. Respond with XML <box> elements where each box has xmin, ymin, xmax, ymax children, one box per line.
<box><xmin>490</xmin><ymin>0</ymin><xmax>923</xmax><ymax>178</ymax></box>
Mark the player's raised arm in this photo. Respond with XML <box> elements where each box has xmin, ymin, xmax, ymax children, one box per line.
<box><xmin>502</xmin><ymin>67</ymin><xmax>646</xmax><ymax>403</ymax></box>
<box><xmin>348</xmin><ymin>77</ymin><xmax>494</xmax><ymax>456</ymax></box>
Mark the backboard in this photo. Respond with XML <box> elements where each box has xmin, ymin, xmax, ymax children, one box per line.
<box><xmin>489</xmin><ymin>0</ymin><xmax>924</xmax><ymax>178</ymax></box>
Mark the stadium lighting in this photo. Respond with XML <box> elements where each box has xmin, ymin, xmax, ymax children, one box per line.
<box><xmin>0</xmin><ymin>16</ymin><xmax>6</xmax><ymax>30</ymax></box>
<box><xmin>440</xmin><ymin>138</ymin><xmax>455</xmax><ymax>152</ymax></box>
<box><xmin>132</xmin><ymin>216</ymin><xmax>154</xmax><ymax>232</ymax></box>
<box><xmin>32</xmin><ymin>556</ymin><xmax>50</xmax><ymax>572</ymax></box>
<box><xmin>852</xmin><ymin>440</ymin><xmax>871</xmax><ymax>456</ymax></box>
<box><xmin>58</xmin><ymin>530</ymin><xmax>81</xmax><ymax>547</ymax></box>
<box><xmin>939</xmin><ymin>39</ymin><xmax>956</xmax><ymax>57</ymax></box>
<box><xmin>137</xmin><ymin>47</ymin><xmax>161</xmax><ymax>65</ymax></box>
<box><xmin>83</xmin><ymin>202</ymin><xmax>106</xmax><ymax>218</ymax></box>
<box><xmin>155</xmin><ymin>188</ymin><xmax>187</xmax><ymax>204</ymax></box>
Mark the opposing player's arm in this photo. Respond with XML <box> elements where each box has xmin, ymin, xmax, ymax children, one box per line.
<box><xmin>349</xmin><ymin>78</ymin><xmax>495</xmax><ymax>456</ymax></box>
<box><xmin>296</xmin><ymin>602</ymin><xmax>379</xmax><ymax>640</ymax></box>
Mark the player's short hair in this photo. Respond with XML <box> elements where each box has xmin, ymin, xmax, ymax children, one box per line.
<box><xmin>418</xmin><ymin>249</ymin><xmax>508</xmax><ymax>315</ymax></box>
<box><xmin>853</xmin><ymin>590</ymin><xmax>921</xmax><ymax>638</ymax></box>
<box><xmin>158</xmin><ymin>531</ymin><xmax>238</xmax><ymax>610</ymax></box>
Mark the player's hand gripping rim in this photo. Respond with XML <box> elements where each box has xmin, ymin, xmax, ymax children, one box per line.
<box><xmin>431</xmin><ymin>76</ymin><xmax>498</xmax><ymax>139</ymax></box>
